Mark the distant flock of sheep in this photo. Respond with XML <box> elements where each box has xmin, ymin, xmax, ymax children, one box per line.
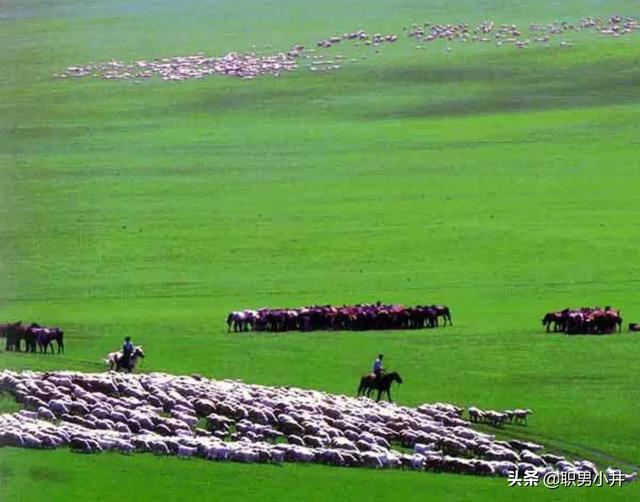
<box><xmin>226</xmin><ymin>303</ymin><xmax>452</xmax><ymax>333</ymax></box>
<box><xmin>55</xmin><ymin>15</ymin><xmax>638</xmax><ymax>82</ymax></box>
<box><xmin>56</xmin><ymin>52</ymin><xmax>297</xmax><ymax>82</ymax></box>
<box><xmin>1</xmin><ymin>370</ymin><xmax>636</xmax><ymax>482</ymax></box>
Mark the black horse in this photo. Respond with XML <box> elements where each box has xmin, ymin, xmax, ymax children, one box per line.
<box><xmin>357</xmin><ymin>371</ymin><xmax>403</xmax><ymax>402</ymax></box>
<box><xmin>1</xmin><ymin>321</ymin><xmax>25</xmax><ymax>351</ymax></box>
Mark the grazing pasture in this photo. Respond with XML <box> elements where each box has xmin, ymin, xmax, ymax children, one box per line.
<box><xmin>1</xmin><ymin>0</ymin><xmax>639</xmax><ymax>500</ymax></box>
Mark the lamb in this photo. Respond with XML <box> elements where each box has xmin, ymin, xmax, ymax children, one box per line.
<box><xmin>331</xmin><ymin>437</ymin><xmax>358</xmax><ymax>452</ymax></box>
<box><xmin>520</xmin><ymin>449</ymin><xmax>547</xmax><ymax>467</ymax></box>
<box><xmin>360</xmin><ymin>451</ymin><xmax>385</xmax><ymax>469</ymax></box>
<box><xmin>512</xmin><ymin>409</ymin><xmax>532</xmax><ymax>425</ymax></box>
<box><xmin>0</xmin><ymin>431</ymin><xmax>25</xmax><ymax>447</ymax></box>
<box><xmin>484</xmin><ymin>411</ymin><xmax>507</xmax><ymax>427</ymax></box>
<box><xmin>467</xmin><ymin>406</ymin><xmax>485</xmax><ymax>423</ymax></box>
<box><xmin>37</xmin><ymin>407</ymin><xmax>56</xmax><ymax>421</ymax></box>
<box><xmin>484</xmin><ymin>447</ymin><xmax>520</xmax><ymax>463</ymax></box>
<box><xmin>509</xmin><ymin>439</ymin><xmax>542</xmax><ymax>451</ymax></box>
<box><xmin>287</xmin><ymin>435</ymin><xmax>305</xmax><ymax>446</ymax></box>
<box><xmin>414</xmin><ymin>442</ymin><xmax>438</xmax><ymax>456</ymax></box>
<box><xmin>541</xmin><ymin>453</ymin><xmax>565</xmax><ymax>464</ymax></box>
<box><xmin>492</xmin><ymin>460</ymin><xmax>519</xmax><ymax>477</ymax></box>
<box><xmin>177</xmin><ymin>444</ymin><xmax>198</xmax><ymax>457</ymax></box>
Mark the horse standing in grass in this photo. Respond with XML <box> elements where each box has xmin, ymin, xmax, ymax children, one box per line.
<box><xmin>432</xmin><ymin>305</ymin><xmax>453</xmax><ymax>326</ymax></box>
<box><xmin>35</xmin><ymin>327</ymin><xmax>65</xmax><ymax>354</ymax></box>
<box><xmin>1</xmin><ymin>321</ymin><xmax>26</xmax><ymax>351</ymax></box>
<box><xmin>357</xmin><ymin>372</ymin><xmax>403</xmax><ymax>402</ymax></box>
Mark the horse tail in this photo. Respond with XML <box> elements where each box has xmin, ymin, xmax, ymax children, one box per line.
<box><xmin>357</xmin><ymin>376</ymin><xmax>365</xmax><ymax>396</ymax></box>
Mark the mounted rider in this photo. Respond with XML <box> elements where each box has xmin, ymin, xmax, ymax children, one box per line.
<box><xmin>373</xmin><ymin>354</ymin><xmax>384</xmax><ymax>382</ymax></box>
<box><xmin>121</xmin><ymin>336</ymin><xmax>134</xmax><ymax>371</ymax></box>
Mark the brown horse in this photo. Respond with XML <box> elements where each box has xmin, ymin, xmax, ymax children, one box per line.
<box><xmin>432</xmin><ymin>305</ymin><xmax>452</xmax><ymax>326</ymax></box>
<box><xmin>542</xmin><ymin>312</ymin><xmax>563</xmax><ymax>332</ymax></box>
<box><xmin>34</xmin><ymin>327</ymin><xmax>65</xmax><ymax>354</ymax></box>
<box><xmin>1</xmin><ymin>321</ymin><xmax>26</xmax><ymax>351</ymax></box>
<box><xmin>357</xmin><ymin>371</ymin><xmax>403</xmax><ymax>402</ymax></box>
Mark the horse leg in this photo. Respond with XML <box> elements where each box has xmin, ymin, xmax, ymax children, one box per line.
<box><xmin>376</xmin><ymin>389</ymin><xmax>382</xmax><ymax>402</ymax></box>
<box><xmin>387</xmin><ymin>388</ymin><xmax>392</xmax><ymax>402</ymax></box>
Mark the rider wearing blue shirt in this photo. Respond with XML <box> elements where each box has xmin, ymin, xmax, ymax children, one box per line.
<box><xmin>122</xmin><ymin>336</ymin><xmax>134</xmax><ymax>370</ymax></box>
<box><xmin>373</xmin><ymin>354</ymin><xmax>384</xmax><ymax>380</ymax></box>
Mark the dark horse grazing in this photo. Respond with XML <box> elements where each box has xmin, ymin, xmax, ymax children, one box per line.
<box><xmin>357</xmin><ymin>372</ymin><xmax>403</xmax><ymax>402</ymax></box>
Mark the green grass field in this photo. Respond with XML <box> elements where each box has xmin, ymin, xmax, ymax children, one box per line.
<box><xmin>2</xmin><ymin>0</ymin><xmax>640</xmax><ymax>500</ymax></box>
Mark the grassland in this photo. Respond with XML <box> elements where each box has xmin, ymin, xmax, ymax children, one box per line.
<box><xmin>2</xmin><ymin>0</ymin><xmax>640</xmax><ymax>500</ymax></box>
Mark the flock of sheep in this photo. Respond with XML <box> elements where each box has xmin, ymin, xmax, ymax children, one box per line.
<box><xmin>55</xmin><ymin>15</ymin><xmax>638</xmax><ymax>82</ymax></box>
<box><xmin>0</xmin><ymin>370</ymin><xmax>636</xmax><ymax>483</ymax></box>
<box><xmin>400</xmin><ymin>15</ymin><xmax>638</xmax><ymax>49</ymax></box>
<box><xmin>226</xmin><ymin>303</ymin><xmax>452</xmax><ymax>333</ymax></box>
<box><xmin>55</xmin><ymin>52</ymin><xmax>298</xmax><ymax>81</ymax></box>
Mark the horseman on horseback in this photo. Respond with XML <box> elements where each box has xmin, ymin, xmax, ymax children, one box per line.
<box><xmin>373</xmin><ymin>354</ymin><xmax>384</xmax><ymax>382</ymax></box>
<box><xmin>105</xmin><ymin>341</ymin><xmax>145</xmax><ymax>373</ymax></box>
<box><xmin>358</xmin><ymin>354</ymin><xmax>403</xmax><ymax>402</ymax></box>
<box><xmin>121</xmin><ymin>336</ymin><xmax>134</xmax><ymax>372</ymax></box>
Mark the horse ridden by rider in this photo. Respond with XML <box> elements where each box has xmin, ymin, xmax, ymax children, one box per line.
<box><xmin>105</xmin><ymin>337</ymin><xmax>145</xmax><ymax>373</ymax></box>
<box><xmin>357</xmin><ymin>354</ymin><xmax>403</xmax><ymax>402</ymax></box>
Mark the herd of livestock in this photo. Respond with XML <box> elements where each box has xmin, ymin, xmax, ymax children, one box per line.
<box><xmin>541</xmin><ymin>307</ymin><xmax>623</xmax><ymax>335</ymax></box>
<box><xmin>55</xmin><ymin>15</ymin><xmax>638</xmax><ymax>82</ymax></box>
<box><xmin>56</xmin><ymin>51</ymin><xmax>298</xmax><ymax>81</ymax></box>
<box><xmin>226</xmin><ymin>303</ymin><xmax>452</xmax><ymax>333</ymax></box>
<box><xmin>0</xmin><ymin>304</ymin><xmax>631</xmax><ymax>355</ymax></box>
<box><xmin>0</xmin><ymin>321</ymin><xmax>64</xmax><ymax>354</ymax></box>
<box><xmin>0</xmin><ymin>370</ymin><xmax>636</xmax><ymax>483</ymax></box>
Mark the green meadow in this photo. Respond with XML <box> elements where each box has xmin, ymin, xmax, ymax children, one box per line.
<box><xmin>1</xmin><ymin>0</ymin><xmax>639</xmax><ymax>500</ymax></box>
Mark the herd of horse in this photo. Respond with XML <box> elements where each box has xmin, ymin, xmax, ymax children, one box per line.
<box><xmin>0</xmin><ymin>321</ymin><xmax>64</xmax><ymax>354</ymax></box>
<box><xmin>226</xmin><ymin>303</ymin><xmax>453</xmax><ymax>333</ymax></box>
<box><xmin>0</xmin><ymin>305</ymin><xmax>631</xmax><ymax>386</ymax></box>
<box><xmin>541</xmin><ymin>307</ymin><xmax>623</xmax><ymax>334</ymax></box>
